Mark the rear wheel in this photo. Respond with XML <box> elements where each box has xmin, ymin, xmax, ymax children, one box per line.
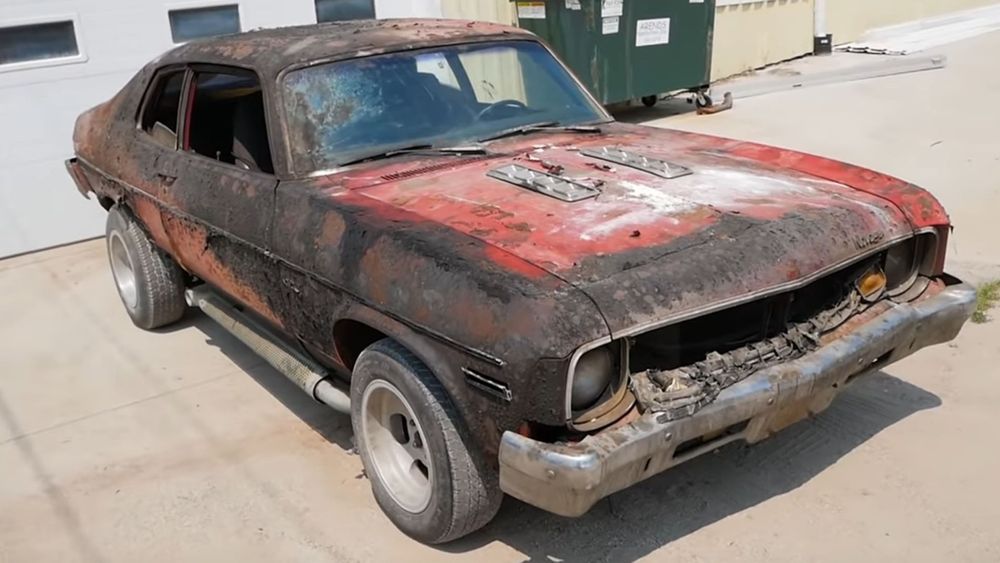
<box><xmin>351</xmin><ymin>339</ymin><xmax>501</xmax><ymax>544</ymax></box>
<box><xmin>105</xmin><ymin>206</ymin><xmax>186</xmax><ymax>329</ymax></box>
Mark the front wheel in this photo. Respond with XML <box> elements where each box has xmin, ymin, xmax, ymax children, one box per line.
<box><xmin>351</xmin><ymin>339</ymin><xmax>501</xmax><ymax>544</ymax></box>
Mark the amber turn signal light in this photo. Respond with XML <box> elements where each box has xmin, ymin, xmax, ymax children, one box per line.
<box><xmin>857</xmin><ymin>268</ymin><xmax>888</xmax><ymax>300</ymax></box>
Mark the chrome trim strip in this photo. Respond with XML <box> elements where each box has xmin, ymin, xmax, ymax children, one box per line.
<box><xmin>462</xmin><ymin>367</ymin><xmax>512</xmax><ymax>402</ymax></box>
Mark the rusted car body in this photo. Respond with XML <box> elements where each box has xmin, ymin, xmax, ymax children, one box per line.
<box><xmin>67</xmin><ymin>20</ymin><xmax>975</xmax><ymax>536</ymax></box>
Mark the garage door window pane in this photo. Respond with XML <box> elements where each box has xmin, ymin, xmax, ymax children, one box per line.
<box><xmin>315</xmin><ymin>0</ymin><xmax>375</xmax><ymax>22</ymax></box>
<box><xmin>0</xmin><ymin>21</ymin><xmax>79</xmax><ymax>65</ymax></box>
<box><xmin>169</xmin><ymin>5</ymin><xmax>240</xmax><ymax>43</ymax></box>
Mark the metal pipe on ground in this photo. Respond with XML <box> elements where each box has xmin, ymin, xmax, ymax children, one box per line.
<box><xmin>185</xmin><ymin>286</ymin><xmax>351</xmax><ymax>414</ymax></box>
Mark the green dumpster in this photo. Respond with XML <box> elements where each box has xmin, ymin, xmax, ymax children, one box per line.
<box><xmin>513</xmin><ymin>0</ymin><xmax>716</xmax><ymax>105</ymax></box>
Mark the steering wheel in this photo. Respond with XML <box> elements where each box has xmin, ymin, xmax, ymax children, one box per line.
<box><xmin>476</xmin><ymin>99</ymin><xmax>529</xmax><ymax>121</ymax></box>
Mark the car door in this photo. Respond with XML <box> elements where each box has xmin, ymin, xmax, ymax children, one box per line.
<box><xmin>156</xmin><ymin>64</ymin><xmax>281</xmax><ymax>322</ymax></box>
<box><xmin>129</xmin><ymin>66</ymin><xmax>190</xmax><ymax>250</ymax></box>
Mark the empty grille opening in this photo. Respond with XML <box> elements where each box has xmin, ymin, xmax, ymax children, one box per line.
<box><xmin>630</xmin><ymin>257</ymin><xmax>878</xmax><ymax>374</ymax></box>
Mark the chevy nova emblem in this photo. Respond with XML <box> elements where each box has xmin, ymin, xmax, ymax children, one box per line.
<box><xmin>854</xmin><ymin>232</ymin><xmax>886</xmax><ymax>250</ymax></box>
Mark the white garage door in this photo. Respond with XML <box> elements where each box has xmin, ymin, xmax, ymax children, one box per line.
<box><xmin>1</xmin><ymin>0</ymin><xmax>442</xmax><ymax>258</ymax></box>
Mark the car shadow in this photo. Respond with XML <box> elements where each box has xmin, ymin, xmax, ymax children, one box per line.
<box><xmin>187</xmin><ymin>313</ymin><xmax>355</xmax><ymax>452</ymax></box>
<box><xmin>441</xmin><ymin>371</ymin><xmax>940</xmax><ymax>562</ymax></box>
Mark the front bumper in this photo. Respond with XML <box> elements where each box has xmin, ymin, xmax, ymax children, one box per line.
<box><xmin>498</xmin><ymin>279</ymin><xmax>977</xmax><ymax>517</ymax></box>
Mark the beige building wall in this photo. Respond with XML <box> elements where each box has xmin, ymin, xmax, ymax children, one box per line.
<box><xmin>711</xmin><ymin>0</ymin><xmax>814</xmax><ymax>80</ymax></box>
<box><xmin>444</xmin><ymin>0</ymin><xmax>817</xmax><ymax>83</ymax></box>
<box><xmin>442</xmin><ymin>0</ymin><xmax>997</xmax><ymax>82</ymax></box>
<box><xmin>441</xmin><ymin>0</ymin><xmax>516</xmax><ymax>24</ymax></box>
<box><xmin>829</xmin><ymin>0</ymin><xmax>999</xmax><ymax>44</ymax></box>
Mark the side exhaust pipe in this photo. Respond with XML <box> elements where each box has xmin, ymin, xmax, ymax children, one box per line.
<box><xmin>185</xmin><ymin>286</ymin><xmax>351</xmax><ymax>414</ymax></box>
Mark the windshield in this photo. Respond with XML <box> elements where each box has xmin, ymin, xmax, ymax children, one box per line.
<box><xmin>282</xmin><ymin>40</ymin><xmax>607</xmax><ymax>174</ymax></box>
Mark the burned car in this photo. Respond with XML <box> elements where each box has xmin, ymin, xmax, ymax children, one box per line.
<box><xmin>66</xmin><ymin>20</ymin><xmax>976</xmax><ymax>543</ymax></box>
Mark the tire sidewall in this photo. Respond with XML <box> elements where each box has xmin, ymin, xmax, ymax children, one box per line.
<box><xmin>350</xmin><ymin>345</ymin><xmax>458</xmax><ymax>543</ymax></box>
<box><xmin>105</xmin><ymin>205</ymin><xmax>185</xmax><ymax>329</ymax></box>
<box><xmin>105</xmin><ymin>207</ymin><xmax>144</xmax><ymax>320</ymax></box>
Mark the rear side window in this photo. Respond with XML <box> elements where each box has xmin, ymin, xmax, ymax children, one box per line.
<box><xmin>140</xmin><ymin>70</ymin><xmax>186</xmax><ymax>149</ymax></box>
<box><xmin>185</xmin><ymin>69</ymin><xmax>273</xmax><ymax>174</ymax></box>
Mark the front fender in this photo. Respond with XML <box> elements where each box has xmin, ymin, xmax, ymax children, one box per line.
<box><xmin>725</xmin><ymin>142</ymin><xmax>950</xmax><ymax>229</ymax></box>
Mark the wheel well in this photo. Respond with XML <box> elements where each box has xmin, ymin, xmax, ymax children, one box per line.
<box><xmin>333</xmin><ymin>319</ymin><xmax>388</xmax><ymax>371</ymax></box>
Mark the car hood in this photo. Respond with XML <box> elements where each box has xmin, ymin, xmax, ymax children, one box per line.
<box><xmin>332</xmin><ymin>123</ymin><xmax>915</xmax><ymax>335</ymax></box>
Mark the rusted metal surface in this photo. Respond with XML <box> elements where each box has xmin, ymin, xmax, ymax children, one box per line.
<box><xmin>338</xmin><ymin>122</ymin><xmax>923</xmax><ymax>335</ymax></box>
<box><xmin>67</xmin><ymin>21</ymin><xmax>962</xmax><ymax>459</ymax></box>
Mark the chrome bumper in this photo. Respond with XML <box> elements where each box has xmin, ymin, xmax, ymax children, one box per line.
<box><xmin>498</xmin><ymin>280</ymin><xmax>977</xmax><ymax>517</ymax></box>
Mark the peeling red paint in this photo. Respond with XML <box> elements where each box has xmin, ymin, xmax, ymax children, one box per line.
<box><xmin>724</xmin><ymin>142</ymin><xmax>951</xmax><ymax>228</ymax></box>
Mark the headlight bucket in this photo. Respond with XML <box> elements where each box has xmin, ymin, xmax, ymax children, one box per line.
<box><xmin>885</xmin><ymin>238</ymin><xmax>918</xmax><ymax>296</ymax></box>
<box><xmin>571</xmin><ymin>346</ymin><xmax>615</xmax><ymax>410</ymax></box>
<box><xmin>885</xmin><ymin>232</ymin><xmax>939</xmax><ymax>297</ymax></box>
<box><xmin>567</xmin><ymin>341</ymin><xmax>636</xmax><ymax>432</ymax></box>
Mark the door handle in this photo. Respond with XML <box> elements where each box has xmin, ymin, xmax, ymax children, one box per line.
<box><xmin>156</xmin><ymin>172</ymin><xmax>177</xmax><ymax>186</ymax></box>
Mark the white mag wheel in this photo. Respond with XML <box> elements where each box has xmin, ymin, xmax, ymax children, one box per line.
<box><xmin>360</xmin><ymin>379</ymin><xmax>434</xmax><ymax>513</ymax></box>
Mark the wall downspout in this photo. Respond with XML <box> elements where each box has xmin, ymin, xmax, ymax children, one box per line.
<box><xmin>813</xmin><ymin>0</ymin><xmax>833</xmax><ymax>54</ymax></box>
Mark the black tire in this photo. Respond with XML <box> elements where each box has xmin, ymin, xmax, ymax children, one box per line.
<box><xmin>351</xmin><ymin>339</ymin><xmax>502</xmax><ymax>544</ymax></box>
<box><xmin>105</xmin><ymin>206</ymin><xmax>187</xmax><ymax>329</ymax></box>
<box><xmin>641</xmin><ymin>95</ymin><xmax>658</xmax><ymax>107</ymax></box>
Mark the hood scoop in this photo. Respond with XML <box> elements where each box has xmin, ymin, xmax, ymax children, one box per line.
<box><xmin>487</xmin><ymin>164</ymin><xmax>600</xmax><ymax>203</ymax></box>
<box><xmin>582</xmin><ymin>147</ymin><xmax>693</xmax><ymax>180</ymax></box>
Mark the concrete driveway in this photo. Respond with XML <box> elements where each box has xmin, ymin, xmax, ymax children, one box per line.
<box><xmin>2</xmin><ymin>31</ymin><xmax>999</xmax><ymax>563</ymax></box>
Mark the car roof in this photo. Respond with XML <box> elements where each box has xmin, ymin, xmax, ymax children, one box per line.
<box><xmin>157</xmin><ymin>19</ymin><xmax>536</xmax><ymax>78</ymax></box>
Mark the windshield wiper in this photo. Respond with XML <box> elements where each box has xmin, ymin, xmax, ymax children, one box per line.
<box><xmin>340</xmin><ymin>144</ymin><xmax>487</xmax><ymax>166</ymax></box>
<box><xmin>478</xmin><ymin>121</ymin><xmax>603</xmax><ymax>143</ymax></box>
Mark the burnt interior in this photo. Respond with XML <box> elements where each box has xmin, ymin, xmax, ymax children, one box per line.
<box><xmin>630</xmin><ymin>256</ymin><xmax>879</xmax><ymax>373</ymax></box>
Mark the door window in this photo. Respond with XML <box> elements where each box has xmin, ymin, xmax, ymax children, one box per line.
<box><xmin>185</xmin><ymin>69</ymin><xmax>274</xmax><ymax>174</ymax></box>
<box><xmin>140</xmin><ymin>70</ymin><xmax>186</xmax><ymax>149</ymax></box>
